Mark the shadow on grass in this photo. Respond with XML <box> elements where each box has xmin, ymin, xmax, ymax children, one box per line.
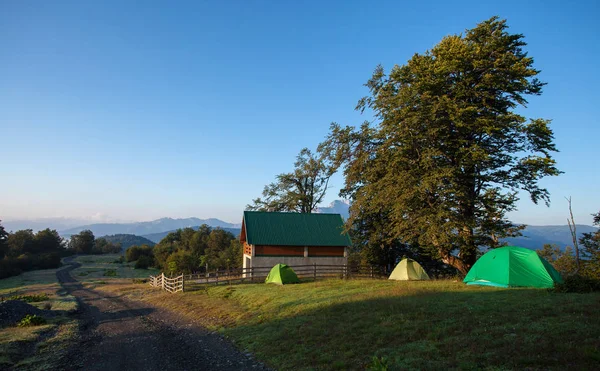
<box><xmin>223</xmin><ymin>288</ymin><xmax>600</xmax><ymax>370</ymax></box>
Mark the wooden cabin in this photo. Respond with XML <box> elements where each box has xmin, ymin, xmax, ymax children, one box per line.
<box><xmin>241</xmin><ymin>211</ymin><xmax>352</xmax><ymax>270</ymax></box>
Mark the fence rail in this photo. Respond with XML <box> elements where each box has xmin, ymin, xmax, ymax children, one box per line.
<box><xmin>149</xmin><ymin>264</ymin><xmax>386</xmax><ymax>293</ymax></box>
<box><xmin>149</xmin><ymin>273</ymin><xmax>184</xmax><ymax>293</ymax></box>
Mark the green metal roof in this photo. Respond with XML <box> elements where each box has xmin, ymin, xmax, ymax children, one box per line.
<box><xmin>243</xmin><ymin>211</ymin><xmax>352</xmax><ymax>247</ymax></box>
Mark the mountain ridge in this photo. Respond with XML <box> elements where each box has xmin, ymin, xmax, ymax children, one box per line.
<box><xmin>59</xmin><ymin>217</ymin><xmax>241</xmax><ymax>237</ymax></box>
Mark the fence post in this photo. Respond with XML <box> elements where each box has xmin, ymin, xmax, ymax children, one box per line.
<box><xmin>370</xmin><ymin>266</ymin><xmax>374</xmax><ymax>279</ymax></box>
<box><xmin>181</xmin><ymin>274</ymin><xmax>185</xmax><ymax>292</ymax></box>
<box><xmin>162</xmin><ymin>273</ymin><xmax>165</xmax><ymax>290</ymax></box>
<box><xmin>313</xmin><ymin>263</ymin><xmax>317</xmax><ymax>281</ymax></box>
<box><xmin>251</xmin><ymin>267</ymin><xmax>254</xmax><ymax>283</ymax></box>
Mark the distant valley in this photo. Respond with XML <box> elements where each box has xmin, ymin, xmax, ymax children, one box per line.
<box><xmin>4</xmin><ymin>200</ymin><xmax>596</xmax><ymax>250</ymax></box>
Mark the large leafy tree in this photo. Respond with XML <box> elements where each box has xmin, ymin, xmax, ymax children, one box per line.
<box><xmin>69</xmin><ymin>230</ymin><xmax>95</xmax><ymax>254</ymax></box>
<box><xmin>321</xmin><ymin>17</ymin><xmax>560</xmax><ymax>274</ymax></box>
<box><xmin>247</xmin><ymin>148</ymin><xmax>334</xmax><ymax>213</ymax></box>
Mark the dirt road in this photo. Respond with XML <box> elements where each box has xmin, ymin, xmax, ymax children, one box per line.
<box><xmin>56</xmin><ymin>258</ymin><xmax>267</xmax><ymax>371</ymax></box>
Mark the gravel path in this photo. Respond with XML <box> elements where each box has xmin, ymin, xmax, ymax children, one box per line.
<box><xmin>57</xmin><ymin>258</ymin><xmax>268</xmax><ymax>371</ymax></box>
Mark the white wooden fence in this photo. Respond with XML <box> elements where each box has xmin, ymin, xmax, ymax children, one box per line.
<box><xmin>149</xmin><ymin>273</ymin><xmax>184</xmax><ymax>293</ymax></box>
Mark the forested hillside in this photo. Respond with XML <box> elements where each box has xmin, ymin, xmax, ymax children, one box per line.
<box><xmin>143</xmin><ymin>227</ymin><xmax>241</xmax><ymax>244</ymax></box>
<box><xmin>100</xmin><ymin>234</ymin><xmax>156</xmax><ymax>249</ymax></box>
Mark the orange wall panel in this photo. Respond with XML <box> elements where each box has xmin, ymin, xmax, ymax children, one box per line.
<box><xmin>308</xmin><ymin>246</ymin><xmax>345</xmax><ymax>257</ymax></box>
<box><xmin>255</xmin><ymin>245</ymin><xmax>305</xmax><ymax>256</ymax></box>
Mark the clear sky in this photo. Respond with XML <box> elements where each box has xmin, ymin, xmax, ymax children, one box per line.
<box><xmin>1</xmin><ymin>0</ymin><xmax>598</xmax><ymax>225</ymax></box>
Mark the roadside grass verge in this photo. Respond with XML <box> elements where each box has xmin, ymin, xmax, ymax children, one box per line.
<box><xmin>0</xmin><ymin>317</ymin><xmax>78</xmax><ymax>370</ymax></box>
<box><xmin>96</xmin><ymin>279</ymin><xmax>600</xmax><ymax>370</ymax></box>
<box><xmin>0</xmin><ymin>265</ymin><xmax>78</xmax><ymax>369</ymax></box>
<box><xmin>0</xmin><ymin>269</ymin><xmax>61</xmax><ymax>297</ymax></box>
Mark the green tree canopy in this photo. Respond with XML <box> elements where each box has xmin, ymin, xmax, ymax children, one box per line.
<box><xmin>153</xmin><ymin>224</ymin><xmax>240</xmax><ymax>272</ymax></box>
<box><xmin>0</xmin><ymin>220</ymin><xmax>8</xmax><ymax>260</ymax></box>
<box><xmin>69</xmin><ymin>230</ymin><xmax>95</xmax><ymax>254</ymax></box>
<box><xmin>320</xmin><ymin>17</ymin><xmax>561</xmax><ymax>274</ymax></box>
<box><xmin>0</xmin><ymin>224</ymin><xmax>68</xmax><ymax>279</ymax></box>
<box><xmin>247</xmin><ymin>148</ymin><xmax>335</xmax><ymax>213</ymax></box>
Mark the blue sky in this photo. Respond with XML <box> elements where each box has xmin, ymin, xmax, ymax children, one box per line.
<box><xmin>1</xmin><ymin>0</ymin><xmax>598</xmax><ymax>225</ymax></box>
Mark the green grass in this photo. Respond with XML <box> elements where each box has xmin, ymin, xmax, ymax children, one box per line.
<box><xmin>114</xmin><ymin>279</ymin><xmax>600</xmax><ymax>370</ymax></box>
<box><xmin>0</xmin><ymin>317</ymin><xmax>78</xmax><ymax>370</ymax></box>
<box><xmin>71</xmin><ymin>254</ymin><xmax>159</xmax><ymax>281</ymax></box>
<box><xmin>0</xmin><ymin>261</ymin><xmax>79</xmax><ymax>369</ymax></box>
<box><xmin>0</xmin><ymin>269</ymin><xmax>62</xmax><ymax>295</ymax></box>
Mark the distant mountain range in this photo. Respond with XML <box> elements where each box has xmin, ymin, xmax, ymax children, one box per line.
<box><xmin>142</xmin><ymin>227</ymin><xmax>242</xmax><ymax>244</ymax></box>
<box><xmin>59</xmin><ymin>217</ymin><xmax>241</xmax><ymax>237</ymax></box>
<box><xmin>316</xmin><ymin>200</ymin><xmax>350</xmax><ymax>219</ymax></box>
<box><xmin>1</xmin><ymin>217</ymin><xmax>123</xmax><ymax>233</ymax></box>
<box><xmin>3</xmin><ymin>200</ymin><xmax>596</xmax><ymax>251</ymax></box>
<box><xmin>503</xmin><ymin>224</ymin><xmax>596</xmax><ymax>250</ymax></box>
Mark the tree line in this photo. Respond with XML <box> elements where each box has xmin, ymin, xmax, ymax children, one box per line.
<box><xmin>67</xmin><ymin>230</ymin><xmax>122</xmax><ymax>255</ymax></box>
<box><xmin>538</xmin><ymin>211</ymin><xmax>600</xmax><ymax>280</ymax></box>
<box><xmin>244</xmin><ymin>17</ymin><xmax>600</xmax><ymax>280</ymax></box>
<box><xmin>0</xmin><ymin>222</ymin><xmax>121</xmax><ymax>279</ymax></box>
<box><xmin>123</xmin><ymin>224</ymin><xmax>241</xmax><ymax>274</ymax></box>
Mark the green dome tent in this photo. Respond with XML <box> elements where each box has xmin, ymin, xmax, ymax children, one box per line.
<box><xmin>265</xmin><ymin>264</ymin><xmax>300</xmax><ymax>285</ymax></box>
<box><xmin>464</xmin><ymin>246</ymin><xmax>563</xmax><ymax>288</ymax></box>
<box><xmin>389</xmin><ymin>258</ymin><xmax>430</xmax><ymax>280</ymax></box>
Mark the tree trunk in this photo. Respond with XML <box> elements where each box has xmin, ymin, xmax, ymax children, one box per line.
<box><xmin>432</xmin><ymin>237</ymin><xmax>471</xmax><ymax>276</ymax></box>
<box><xmin>440</xmin><ymin>251</ymin><xmax>470</xmax><ymax>276</ymax></box>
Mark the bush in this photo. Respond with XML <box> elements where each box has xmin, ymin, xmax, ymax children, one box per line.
<box><xmin>18</xmin><ymin>314</ymin><xmax>47</xmax><ymax>327</ymax></box>
<box><xmin>554</xmin><ymin>274</ymin><xmax>600</xmax><ymax>293</ymax></box>
<box><xmin>126</xmin><ymin>245</ymin><xmax>154</xmax><ymax>263</ymax></box>
<box><xmin>368</xmin><ymin>356</ymin><xmax>389</xmax><ymax>371</ymax></box>
<box><xmin>103</xmin><ymin>269</ymin><xmax>117</xmax><ymax>277</ymax></box>
<box><xmin>134</xmin><ymin>255</ymin><xmax>153</xmax><ymax>269</ymax></box>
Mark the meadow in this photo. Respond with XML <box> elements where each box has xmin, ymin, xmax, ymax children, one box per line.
<box><xmin>97</xmin><ymin>277</ymin><xmax>600</xmax><ymax>370</ymax></box>
<box><xmin>3</xmin><ymin>255</ymin><xmax>599</xmax><ymax>370</ymax></box>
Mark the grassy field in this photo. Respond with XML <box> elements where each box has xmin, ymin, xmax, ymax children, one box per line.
<box><xmin>71</xmin><ymin>254</ymin><xmax>159</xmax><ymax>283</ymax></box>
<box><xmin>0</xmin><ymin>265</ymin><xmax>78</xmax><ymax>370</ymax></box>
<box><xmin>96</xmin><ymin>278</ymin><xmax>600</xmax><ymax>370</ymax></box>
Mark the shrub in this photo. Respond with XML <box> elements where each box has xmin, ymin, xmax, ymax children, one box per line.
<box><xmin>368</xmin><ymin>356</ymin><xmax>389</xmax><ymax>371</ymax></box>
<box><xmin>103</xmin><ymin>269</ymin><xmax>117</xmax><ymax>277</ymax></box>
<box><xmin>126</xmin><ymin>245</ymin><xmax>154</xmax><ymax>263</ymax></box>
<box><xmin>134</xmin><ymin>255</ymin><xmax>153</xmax><ymax>269</ymax></box>
<box><xmin>554</xmin><ymin>274</ymin><xmax>600</xmax><ymax>293</ymax></box>
<box><xmin>18</xmin><ymin>314</ymin><xmax>47</xmax><ymax>327</ymax></box>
